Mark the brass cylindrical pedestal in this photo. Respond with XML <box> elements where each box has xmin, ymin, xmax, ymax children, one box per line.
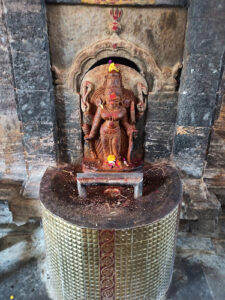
<box><xmin>40</xmin><ymin>164</ymin><xmax>182</xmax><ymax>300</ymax></box>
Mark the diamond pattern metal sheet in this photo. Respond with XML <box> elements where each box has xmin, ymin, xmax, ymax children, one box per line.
<box><xmin>42</xmin><ymin>204</ymin><xmax>179</xmax><ymax>300</ymax></box>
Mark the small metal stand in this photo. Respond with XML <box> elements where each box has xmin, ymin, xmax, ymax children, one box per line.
<box><xmin>77</xmin><ymin>172</ymin><xmax>143</xmax><ymax>199</ymax></box>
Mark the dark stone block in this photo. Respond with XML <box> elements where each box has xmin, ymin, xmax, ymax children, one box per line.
<box><xmin>189</xmin><ymin>0</ymin><xmax>225</xmax><ymax>20</ymax></box>
<box><xmin>173</xmin><ymin>126</ymin><xmax>210</xmax><ymax>178</ymax></box>
<box><xmin>190</xmin><ymin>219</ymin><xmax>217</xmax><ymax>235</ymax></box>
<box><xmin>186</xmin><ymin>18</ymin><xmax>225</xmax><ymax>56</ymax></box>
<box><xmin>10</xmin><ymin>37</ymin><xmax>48</xmax><ymax>53</ymax></box>
<box><xmin>167</xmin><ymin>257</ymin><xmax>214</xmax><ymax>300</ymax></box>
<box><xmin>16</xmin><ymin>90</ymin><xmax>53</xmax><ymax>123</ymax></box>
<box><xmin>55</xmin><ymin>90</ymin><xmax>80</xmax><ymax>121</ymax></box>
<box><xmin>145</xmin><ymin>122</ymin><xmax>175</xmax><ymax>161</ymax></box>
<box><xmin>4</xmin><ymin>11</ymin><xmax>46</xmax><ymax>42</ymax></box>
<box><xmin>23</xmin><ymin>122</ymin><xmax>54</xmax><ymax>138</ymax></box>
<box><xmin>179</xmin><ymin>54</ymin><xmax>221</xmax><ymax>96</ymax></box>
<box><xmin>55</xmin><ymin>89</ymin><xmax>82</xmax><ymax>162</ymax></box>
<box><xmin>12</xmin><ymin>51</ymin><xmax>50</xmax><ymax>91</ymax></box>
<box><xmin>3</xmin><ymin>8</ymin><xmax>46</xmax><ymax>54</ymax></box>
<box><xmin>145</xmin><ymin>93</ymin><xmax>178</xmax><ymax>161</ymax></box>
<box><xmin>147</xmin><ymin>93</ymin><xmax>178</xmax><ymax>123</ymax></box>
<box><xmin>3</xmin><ymin>0</ymin><xmax>42</xmax><ymax>13</ymax></box>
<box><xmin>22</xmin><ymin>122</ymin><xmax>56</xmax><ymax>160</ymax></box>
<box><xmin>177</xmin><ymin>93</ymin><xmax>217</xmax><ymax>127</ymax></box>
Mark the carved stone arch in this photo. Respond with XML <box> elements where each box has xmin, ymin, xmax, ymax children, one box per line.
<box><xmin>66</xmin><ymin>37</ymin><xmax>164</xmax><ymax>93</ymax></box>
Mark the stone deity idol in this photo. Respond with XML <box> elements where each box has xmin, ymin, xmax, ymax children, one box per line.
<box><xmin>82</xmin><ymin>63</ymin><xmax>141</xmax><ymax>171</ymax></box>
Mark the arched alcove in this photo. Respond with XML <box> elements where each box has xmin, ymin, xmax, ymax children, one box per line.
<box><xmin>66</xmin><ymin>38</ymin><xmax>163</xmax><ymax>93</ymax></box>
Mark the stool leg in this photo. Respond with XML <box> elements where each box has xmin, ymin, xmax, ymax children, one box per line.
<box><xmin>134</xmin><ymin>181</ymin><xmax>143</xmax><ymax>199</ymax></box>
<box><xmin>77</xmin><ymin>181</ymin><xmax>87</xmax><ymax>198</ymax></box>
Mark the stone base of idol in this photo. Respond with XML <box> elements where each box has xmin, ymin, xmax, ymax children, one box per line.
<box><xmin>40</xmin><ymin>163</ymin><xmax>182</xmax><ymax>300</ymax></box>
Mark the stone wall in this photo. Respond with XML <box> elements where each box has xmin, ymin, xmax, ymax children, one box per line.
<box><xmin>0</xmin><ymin>0</ymin><xmax>225</xmax><ymax>237</ymax></box>
<box><xmin>204</xmin><ymin>53</ymin><xmax>225</xmax><ymax>206</ymax></box>
<box><xmin>46</xmin><ymin>4</ymin><xmax>187</xmax><ymax>162</ymax></box>
<box><xmin>173</xmin><ymin>0</ymin><xmax>225</xmax><ymax>234</ymax></box>
<box><xmin>0</xmin><ymin>0</ymin><xmax>56</xmax><ymax>222</ymax></box>
<box><xmin>173</xmin><ymin>0</ymin><xmax>225</xmax><ymax>179</ymax></box>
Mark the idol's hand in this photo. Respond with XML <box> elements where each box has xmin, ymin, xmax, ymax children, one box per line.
<box><xmin>84</xmin><ymin>134</ymin><xmax>94</xmax><ymax>140</ymax></box>
<box><xmin>127</xmin><ymin>127</ymin><xmax>138</xmax><ymax>138</ymax></box>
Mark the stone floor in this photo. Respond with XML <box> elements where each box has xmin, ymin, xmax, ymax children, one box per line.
<box><xmin>0</xmin><ymin>219</ymin><xmax>225</xmax><ymax>300</ymax></box>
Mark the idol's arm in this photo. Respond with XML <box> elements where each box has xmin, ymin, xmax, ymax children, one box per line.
<box><xmin>84</xmin><ymin>107</ymin><xmax>102</xmax><ymax>139</ymax></box>
<box><xmin>121</xmin><ymin>112</ymin><xmax>137</xmax><ymax>136</ymax></box>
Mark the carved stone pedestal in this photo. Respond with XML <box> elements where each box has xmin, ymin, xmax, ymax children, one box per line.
<box><xmin>40</xmin><ymin>163</ymin><xmax>182</xmax><ymax>300</ymax></box>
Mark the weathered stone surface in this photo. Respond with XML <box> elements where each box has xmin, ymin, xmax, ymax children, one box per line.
<box><xmin>47</xmin><ymin>5</ymin><xmax>187</xmax><ymax>70</ymax></box>
<box><xmin>1</xmin><ymin>0</ymin><xmax>57</xmax><ymax>173</ymax></box>
<box><xmin>176</xmin><ymin>233</ymin><xmax>216</xmax><ymax>254</ymax></box>
<box><xmin>145</xmin><ymin>122</ymin><xmax>175</xmax><ymax>161</ymax></box>
<box><xmin>0</xmin><ymin>180</ymin><xmax>42</xmax><ymax>222</ymax></box>
<box><xmin>181</xmin><ymin>179</ymin><xmax>221</xmax><ymax>221</ymax></box>
<box><xmin>0</xmin><ymin>52</ymin><xmax>13</xmax><ymax>87</ymax></box>
<box><xmin>206</xmin><ymin>131</ymin><xmax>225</xmax><ymax>169</ymax></box>
<box><xmin>0</xmin><ymin>258</ymin><xmax>50</xmax><ymax>300</ymax></box>
<box><xmin>0</xmin><ymin>117</ymin><xmax>27</xmax><ymax>181</ymax></box>
<box><xmin>16</xmin><ymin>90</ymin><xmax>54</xmax><ymax>123</ymax></box>
<box><xmin>55</xmin><ymin>88</ymin><xmax>82</xmax><ymax>162</ymax></box>
<box><xmin>167</xmin><ymin>257</ymin><xmax>214</xmax><ymax>300</ymax></box>
<box><xmin>148</xmin><ymin>92</ymin><xmax>178</xmax><ymax>123</ymax></box>
<box><xmin>22</xmin><ymin>123</ymin><xmax>56</xmax><ymax>163</ymax></box>
<box><xmin>177</xmin><ymin>93</ymin><xmax>217</xmax><ymax>127</ymax></box>
<box><xmin>190</xmin><ymin>219</ymin><xmax>218</xmax><ymax>236</ymax></box>
<box><xmin>3</xmin><ymin>10</ymin><xmax>46</xmax><ymax>42</ymax></box>
<box><xmin>174</xmin><ymin>0</ymin><xmax>225</xmax><ymax>179</ymax></box>
<box><xmin>0</xmin><ymin>88</ymin><xmax>17</xmax><ymax>114</ymax></box>
<box><xmin>179</xmin><ymin>54</ymin><xmax>221</xmax><ymax>96</ymax></box>
<box><xmin>186</xmin><ymin>18</ymin><xmax>225</xmax><ymax>56</ymax></box>
<box><xmin>2</xmin><ymin>0</ymin><xmax>42</xmax><ymax>13</ymax></box>
<box><xmin>189</xmin><ymin>0</ymin><xmax>225</xmax><ymax>21</ymax></box>
<box><xmin>0</xmin><ymin>200</ymin><xmax>13</xmax><ymax>223</ymax></box>
<box><xmin>203</xmin><ymin>55</ymin><xmax>225</xmax><ymax>207</ymax></box>
<box><xmin>144</xmin><ymin>93</ymin><xmax>178</xmax><ymax>161</ymax></box>
<box><xmin>22</xmin><ymin>165</ymin><xmax>48</xmax><ymax>199</ymax></box>
<box><xmin>203</xmin><ymin>264</ymin><xmax>225</xmax><ymax>300</ymax></box>
<box><xmin>11</xmin><ymin>51</ymin><xmax>50</xmax><ymax>91</ymax></box>
<box><xmin>173</xmin><ymin>126</ymin><xmax>210</xmax><ymax>178</ymax></box>
<box><xmin>0</xmin><ymin>3</ymin><xmax>27</xmax><ymax>181</ymax></box>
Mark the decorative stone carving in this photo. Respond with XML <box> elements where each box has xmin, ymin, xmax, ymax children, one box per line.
<box><xmin>51</xmin><ymin>65</ymin><xmax>67</xmax><ymax>88</ymax></box>
<box><xmin>161</xmin><ymin>62</ymin><xmax>182</xmax><ymax>92</ymax></box>
<box><xmin>137</xmin><ymin>82</ymin><xmax>148</xmax><ymax>114</ymax></box>
<box><xmin>66</xmin><ymin>37</ymin><xmax>163</xmax><ymax>92</ymax></box>
<box><xmin>51</xmin><ymin>37</ymin><xmax>180</xmax><ymax>94</ymax></box>
<box><xmin>109</xmin><ymin>8</ymin><xmax>123</xmax><ymax>34</ymax></box>
<box><xmin>81</xmin><ymin>63</ymin><xmax>144</xmax><ymax>171</ymax></box>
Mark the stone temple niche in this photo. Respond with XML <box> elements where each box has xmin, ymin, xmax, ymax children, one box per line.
<box><xmin>47</xmin><ymin>5</ymin><xmax>186</xmax><ymax>164</ymax></box>
<box><xmin>40</xmin><ymin>4</ymin><xmax>186</xmax><ymax>300</ymax></box>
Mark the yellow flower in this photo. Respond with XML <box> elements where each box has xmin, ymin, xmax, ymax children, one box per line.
<box><xmin>107</xmin><ymin>154</ymin><xmax>116</xmax><ymax>163</ymax></box>
<box><xmin>108</xmin><ymin>63</ymin><xmax>119</xmax><ymax>73</ymax></box>
<box><xmin>10</xmin><ymin>296</ymin><xmax>14</xmax><ymax>300</ymax></box>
